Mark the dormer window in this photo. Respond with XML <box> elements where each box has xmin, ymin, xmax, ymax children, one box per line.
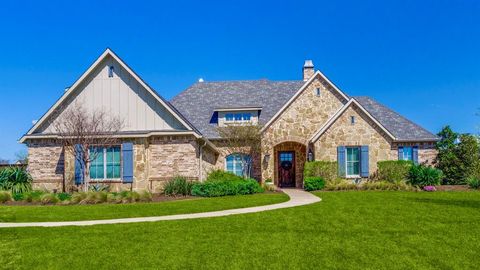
<box><xmin>226</xmin><ymin>112</ymin><xmax>251</xmax><ymax>122</ymax></box>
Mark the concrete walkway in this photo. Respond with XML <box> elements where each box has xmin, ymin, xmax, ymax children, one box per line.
<box><xmin>0</xmin><ymin>189</ymin><xmax>321</xmax><ymax>228</ymax></box>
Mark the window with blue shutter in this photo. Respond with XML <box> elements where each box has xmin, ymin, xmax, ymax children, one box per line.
<box><xmin>122</xmin><ymin>142</ymin><xmax>134</xmax><ymax>183</ymax></box>
<box><xmin>74</xmin><ymin>144</ymin><xmax>84</xmax><ymax>185</ymax></box>
<box><xmin>412</xmin><ymin>146</ymin><xmax>419</xmax><ymax>165</ymax></box>
<box><xmin>337</xmin><ymin>146</ymin><xmax>346</xmax><ymax>177</ymax></box>
<box><xmin>360</xmin><ymin>145</ymin><xmax>369</xmax><ymax>177</ymax></box>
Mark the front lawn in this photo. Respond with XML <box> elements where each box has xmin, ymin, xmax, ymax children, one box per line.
<box><xmin>0</xmin><ymin>192</ymin><xmax>288</xmax><ymax>222</ymax></box>
<box><xmin>2</xmin><ymin>191</ymin><xmax>480</xmax><ymax>269</ymax></box>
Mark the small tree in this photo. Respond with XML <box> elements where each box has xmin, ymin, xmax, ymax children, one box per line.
<box><xmin>435</xmin><ymin>126</ymin><xmax>480</xmax><ymax>184</ymax></box>
<box><xmin>52</xmin><ymin>103</ymin><xmax>123</xmax><ymax>191</ymax></box>
<box><xmin>216</xmin><ymin>123</ymin><xmax>262</xmax><ymax>178</ymax></box>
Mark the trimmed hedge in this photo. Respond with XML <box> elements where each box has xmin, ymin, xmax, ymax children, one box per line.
<box><xmin>304</xmin><ymin>177</ymin><xmax>325</xmax><ymax>191</ymax></box>
<box><xmin>191</xmin><ymin>179</ymin><xmax>264</xmax><ymax>197</ymax></box>
<box><xmin>377</xmin><ymin>160</ymin><xmax>413</xmax><ymax>183</ymax></box>
<box><xmin>304</xmin><ymin>161</ymin><xmax>337</xmax><ymax>182</ymax></box>
<box><xmin>206</xmin><ymin>170</ymin><xmax>244</xmax><ymax>182</ymax></box>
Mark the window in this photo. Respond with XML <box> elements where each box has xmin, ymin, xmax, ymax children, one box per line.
<box><xmin>400</xmin><ymin>146</ymin><xmax>413</xmax><ymax>161</ymax></box>
<box><xmin>108</xmin><ymin>66</ymin><xmax>114</xmax><ymax>77</ymax></box>
<box><xmin>346</xmin><ymin>147</ymin><xmax>360</xmax><ymax>176</ymax></box>
<box><xmin>350</xmin><ymin>116</ymin><xmax>355</xmax><ymax>125</ymax></box>
<box><xmin>225</xmin><ymin>154</ymin><xmax>251</xmax><ymax>177</ymax></box>
<box><xmin>315</xmin><ymin>88</ymin><xmax>321</xmax><ymax>96</ymax></box>
<box><xmin>89</xmin><ymin>146</ymin><xmax>121</xmax><ymax>179</ymax></box>
<box><xmin>225</xmin><ymin>112</ymin><xmax>252</xmax><ymax>122</ymax></box>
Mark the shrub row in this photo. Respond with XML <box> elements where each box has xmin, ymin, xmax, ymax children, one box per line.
<box><xmin>0</xmin><ymin>190</ymin><xmax>152</xmax><ymax>205</ymax></box>
<box><xmin>324</xmin><ymin>181</ymin><xmax>416</xmax><ymax>191</ymax></box>
<box><xmin>191</xmin><ymin>179</ymin><xmax>264</xmax><ymax>197</ymax></box>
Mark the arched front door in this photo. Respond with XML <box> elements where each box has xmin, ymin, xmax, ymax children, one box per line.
<box><xmin>278</xmin><ymin>151</ymin><xmax>295</xmax><ymax>187</ymax></box>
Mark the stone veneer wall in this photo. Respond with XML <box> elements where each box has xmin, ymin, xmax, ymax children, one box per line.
<box><xmin>27</xmin><ymin>135</ymin><xmax>218</xmax><ymax>193</ymax></box>
<box><xmin>261</xmin><ymin>76</ymin><xmax>347</xmax><ymax>181</ymax></box>
<box><xmin>27</xmin><ymin>139</ymin><xmax>65</xmax><ymax>191</ymax></box>
<box><xmin>314</xmin><ymin>104</ymin><xmax>395</xmax><ymax>176</ymax></box>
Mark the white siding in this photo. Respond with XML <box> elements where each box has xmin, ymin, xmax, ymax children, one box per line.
<box><xmin>38</xmin><ymin>55</ymin><xmax>186</xmax><ymax>133</ymax></box>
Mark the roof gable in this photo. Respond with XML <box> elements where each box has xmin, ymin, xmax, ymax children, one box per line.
<box><xmin>261</xmin><ymin>70</ymin><xmax>350</xmax><ymax>132</ymax></box>
<box><xmin>21</xmin><ymin>49</ymin><xmax>196</xmax><ymax>142</ymax></box>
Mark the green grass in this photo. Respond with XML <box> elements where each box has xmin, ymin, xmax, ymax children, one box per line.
<box><xmin>2</xmin><ymin>191</ymin><xmax>480</xmax><ymax>269</ymax></box>
<box><xmin>0</xmin><ymin>193</ymin><xmax>288</xmax><ymax>222</ymax></box>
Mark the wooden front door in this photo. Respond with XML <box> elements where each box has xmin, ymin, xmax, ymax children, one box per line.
<box><xmin>278</xmin><ymin>151</ymin><xmax>295</xmax><ymax>187</ymax></box>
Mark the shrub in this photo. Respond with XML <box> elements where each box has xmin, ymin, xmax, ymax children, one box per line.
<box><xmin>408</xmin><ymin>165</ymin><xmax>442</xmax><ymax>187</ymax></box>
<box><xmin>304</xmin><ymin>177</ymin><xmax>325</xmax><ymax>191</ymax></box>
<box><xmin>12</xmin><ymin>192</ymin><xmax>24</xmax><ymax>201</ymax></box>
<box><xmin>106</xmin><ymin>193</ymin><xmax>122</xmax><ymax>203</ymax></box>
<box><xmin>191</xmin><ymin>179</ymin><xmax>264</xmax><ymax>197</ymax></box>
<box><xmin>80</xmin><ymin>191</ymin><xmax>108</xmax><ymax>204</ymax></box>
<box><xmin>303</xmin><ymin>161</ymin><xmax>337</xmax><ymax>183</ymax></box>
<box><xmin>89</xmin><ymin>184</ymin><xmax>110</xmax><ymax>192</ymax></box>
<box><xmin>466</xmin><ymin>177</ymin><xmax>480</xmax><ymax>189</ymax></box>
<box><xmin>206</xmin><ymin>170</ymin><xmax>244</xmax><ymax>182</ymax></box>
<box><xmin>40</xmin><ymin>193</ymin><xmax>59</xmax><ymax>204</ymax></box>
<box><xmin>163</xmin><ymin>176</ymin><xmax>194</xmax><ymax>196</ymax></box>
<box><xmin>0</xmin><ymin>191</ymin><xmax>12</xmax><ymax>203</ymax></box>
<box><xmin>377</xmin><ymin>160</ymin><xmax>413</xmax><ymax>183</ymax></box>
<box><xmin>138</xmin><ymin>191</ymin><xmax>153</xmax><ymax>202</ymax></box>
<box><xmin>324</xmin><ymin>181</ymin><xmax>415</xmax><ymax>191</ymax></box>
<box><xmin>0</xmin><ymin>167</ymin><xmax>33</xmax><ymax>194</ymax></box>
<box><xmin>57</xmin><ymin>193</ymin><xmax>72</xmax><ymax>201</ymax></box>
<box><xmin>70</xmin><ymin>192</ymin><xmax>88</xmax><ymax>204</ymax></box>
<box><xmin>23</xmin><ymin>190</ymin><xmax>46</xmax><ymax>203</ymax></box>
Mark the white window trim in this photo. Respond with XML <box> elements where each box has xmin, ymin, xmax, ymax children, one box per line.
<box><xmin>89</xmin><ymin>146</ymin><xmax>122</xmax><ymax>181</ymax></box>
<box><xmin>345</xmin><ymin>147</ymin><xmax>361</xmax><ymax>178</ymax></box>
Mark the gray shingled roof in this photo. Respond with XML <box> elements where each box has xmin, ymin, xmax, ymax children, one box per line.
<box><xmin>171</xmin><ymin>80</ymin><xmax>305</xmax><ymax>138</ymax></box>
<box><xmin>170</xmin><ymin>80</ymin><xmax>438</xmax><ymax>142</ymax></box>
<box><xmin>354</xmin><ymin>96</ymin><xmax>438</xmax><ymax>141</ymax></box>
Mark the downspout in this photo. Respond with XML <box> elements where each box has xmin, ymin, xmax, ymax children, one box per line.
<box><xmin>199</xmin><ymin>140</ymin><xmax>207</xmax><ymax>182</ymax></box>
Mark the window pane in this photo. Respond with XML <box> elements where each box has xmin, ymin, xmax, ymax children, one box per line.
<box><xmin>234</xmin><ymin>113</ymin><xmax>242</xmax><ymax>121</ymax></box>
<box><xmin>226</xmin><ymin>113</ymin><xmax>234</xmax><ymax>121</ymax></box>
<box><xmin>243</xmin><ymin>113</ymin><xmax>251</xmax><ymax>121</ymax></box>
<box><xmin>346</xmin><ymin>147</ymin><xmax>360</xmax><ymax>176</ymax></box>
<box><xmin>89</xmin><ymin>147</ymin><xmax>104</xmax><ymax>179</ymax></box>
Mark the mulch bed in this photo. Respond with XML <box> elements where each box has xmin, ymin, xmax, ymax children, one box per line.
<box><xmin>435</xmin><ymin>185</ymin><xmax>471</xmax><ymax>191</ymax></box>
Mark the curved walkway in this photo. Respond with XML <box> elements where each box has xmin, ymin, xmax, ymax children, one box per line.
<box><xmin>0</xmin><ymin>189</ymin><xmax>321</xmax><ymax>228</ymax></box>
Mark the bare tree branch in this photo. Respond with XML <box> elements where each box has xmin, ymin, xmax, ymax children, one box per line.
<box><xmin>50</xmin><ymin>102</ymin><xmax>123</xmax><ymax>191</ymax></box>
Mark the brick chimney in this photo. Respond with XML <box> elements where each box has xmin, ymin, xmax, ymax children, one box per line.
<box><xmin>303</xmin><ymin>60</ymin><xmax>314</xmax><ymax>81</ymax></box>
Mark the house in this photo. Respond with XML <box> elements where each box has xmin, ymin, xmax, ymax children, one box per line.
<box><xmin>20</xmin><ymin>49</ymin><xmax>438</xmax><ymax>191</ymax></box>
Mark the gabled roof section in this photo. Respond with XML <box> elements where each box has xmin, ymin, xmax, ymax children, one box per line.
<box><xmin>171</xmin><ymin>80</ymin><xmax>305</xmax><ymax>138</ymax></box>
<box><xmin>310</xmin><ymin>97</ymin><xmax>439</xmax><ymax>143</ymax></box>
<box><xmin>261</xmin><ymin>70</ymin><xmax>350</xmax><ymax>132</ymax></box>
<box><xmin>310</xmin><ymin>98</ymin><xmax>396</xmax><ymax>143</ymax></box>
<box><xmin>20</xmin><ymin>48</ymin><xmax>198</xmax><ymax>142</ymax></box>
<box><xmin>354</xmin><ymin>96</ymin><xmax>439</xmax><ymax>142</ymax></box>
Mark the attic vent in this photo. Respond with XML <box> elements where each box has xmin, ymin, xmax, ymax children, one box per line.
<box><xmin>315</xmin><ymin>88</ymin><xmax>321</xmax><ymax>96</ymax></box>
<box><xmin>108</xmin><ymin>66</ymin><xmax>114</xmax><ymax>78</ymax></box>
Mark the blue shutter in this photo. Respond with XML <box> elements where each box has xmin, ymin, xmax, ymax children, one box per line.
<box><xmin>74</xmin><ymin>144</ymin><xmax>84</xmax><ymax>185</ymax></box>
<box><xmin>122</xmin><ymin>142</ymin><xmax>134</xmax><ymax>183</ymax></box>
<box><xmin>398</xmin><ymin>147</ymin><xmax>404</xmax><ymax>160</ymax></box>
<box><xmin>412</xmin><ymin>146</ymin><xmax>419</xmax><ymax>165</ymax></box>
<box><xmin>360</xmin><ymin>145</ymin><xmax>369</xmax><ymax>177</ymax></box>
<box><xmin>337</xmin><ymin>146</ymin><xmax>346</xmax><ymax>177</ymax></box>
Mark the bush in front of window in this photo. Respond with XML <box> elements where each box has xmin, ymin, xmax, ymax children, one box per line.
<box><xmin>303</xmin><ymin>161</ymin><xmax>338</xmax><ymax>183</ymax></box>
<box><xmin>206</xmin><ymin>170</ymin><xmax>245</xmax><ymax>182</ymax></box>
<box><xmin>376</xmin><ymin>160</ymin><xmax>413</xmax><ymax>183</ymax></box>
<box><xmin>163</xmin><ymin>176</ymin><xmax>194</xmax><ymax>197</ymax></box>
<box><xmin>408</xmin><ymin>165</ymin><xmax>443</xmax><ymax>187</ymax></box>
<box><xmin>191</xmin><ymin>178</ymin><xmax>264</xmax><ymax>197</ymax></box>
<box><xmin>304</xmin><ymin>177</ymin><xmax>325</xmax><ymax>191</ymax></box>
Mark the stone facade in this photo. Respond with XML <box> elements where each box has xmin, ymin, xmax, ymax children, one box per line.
<box><xmin>262</xmin><ymin>75</ymin><xmax>347</xmax><ymax>181</ymax></box>
<box><xmin>27</xmin><ymin>135</ymin><xmax>217</xmax><ymax>193</ymax></box>
<box><xmin>313</xmin><ymin>104</ymin><xmax>395</xmax><ymax>176</ymax></box>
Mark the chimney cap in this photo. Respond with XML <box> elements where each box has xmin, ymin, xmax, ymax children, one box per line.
<box><xmin>198</xmin><ymin>78</ymin><xmax>204</xmax><ymax>83</ymax></box>
<box><xmin>304</xmin><ymin>60</ymin><xmax>314</xmax><ymax>68</ymax></box>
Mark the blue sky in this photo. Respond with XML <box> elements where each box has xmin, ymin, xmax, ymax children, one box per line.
<box><xmin>0</xmin><ymin>0</ymin><xmax>479</xmax><ymax>161</ymax></box>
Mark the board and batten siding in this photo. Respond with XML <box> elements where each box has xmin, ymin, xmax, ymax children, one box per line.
<box><xmin>38</xmin><ymin>55</ymin><xmax>186</xmax><ymax>133</ymax></box>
